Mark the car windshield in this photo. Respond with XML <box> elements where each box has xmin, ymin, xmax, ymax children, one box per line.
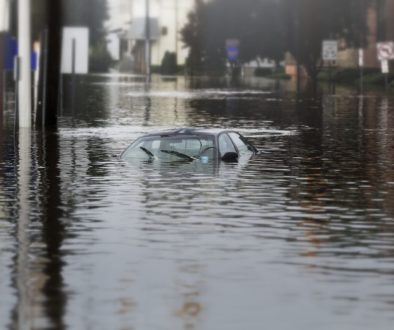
<box><xmin>121</xmin><ymin>135</ymin><xmax>215</xmax><ymax>161</ymax></box>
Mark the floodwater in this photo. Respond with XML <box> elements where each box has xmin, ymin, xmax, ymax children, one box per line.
<box><xmin>1</xmin><ymin>74</ymin><xmax>394</xmax><ymax>330</ymax></box>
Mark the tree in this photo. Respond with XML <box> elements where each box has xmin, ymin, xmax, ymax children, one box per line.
<box><xmin>181</xmin><ymin>0</ymin><xmax>371</xmax><ymax>81</ymax></box>
<box><xmin>29</xmin><ymin>0</ymin><xmax>111</xmax><ymax>72</ymax></box>
<box><xmin>61</xmin><ymin>0</ymin><xmax>108</xmax><ymax>47</ymax></box>
<box><xmin>284</xmin><ymin>0</ymin><xmax>371</xmax><ymax>83</ymax></box>
<box><xmin>181</xmin><ymin>0</ymin><xmax>205</xmax><ymax>75</ymax></box>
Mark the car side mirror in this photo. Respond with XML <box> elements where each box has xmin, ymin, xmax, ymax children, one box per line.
<box><xmin>221</xmin><ymin>152</ymin><xmax>238</xmax><ymax>162</ymax></box>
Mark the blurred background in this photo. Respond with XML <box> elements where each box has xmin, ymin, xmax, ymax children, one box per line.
<box><xmin>1</xmin><ymin>2</ymin><xmax>394</xmax><ymax>330</ymax></box>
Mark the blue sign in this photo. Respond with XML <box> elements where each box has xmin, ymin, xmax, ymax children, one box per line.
<box><xmin>227</xmin><ymin>46</ymin><xmax>239</xmax><ymax>61</ymax></box>
<box><xmin>226</xmin><ymin>39</ymin><xmax>240</xmax><ymax>62</ymax></box>
<box><xmin>31</xmin><ymin>51</ymin><xmax>37</xmax><ymax>71</ymax></box>
<box><xmin>3</xmin><ymin>33</ymin><xmax>37</xmax><ymax>71</ymax></box>
<box><xmin>4</xmin><ymin>35</ymin><xmax>17</xmax><ymax>70</ymax></box>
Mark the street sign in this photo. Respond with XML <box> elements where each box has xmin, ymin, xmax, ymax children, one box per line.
<box><xmin>4</xmin><ymin>35</ymin><xmax>17</xmax><ymax>70</ymax></box>
<box><xmin>381</xmin><ymin>59</ymin><xmax>389</xmax><ymax>74</ymax></box>
<box><xmin>377</xmin><ymin>42</ymin><xmax>394</xmax><ymax>61</ymax></box>
<box><xmin>226</xmin><ymin>39</ymin><xmax>239</xmax><ymax>62</ymax></box>
<box><xmin>322</xmin><ymin>40</ymin><xmax>338</xmax><ymax>61</ymax></box>
<box><xmin>61</xmin><ymin>27</ymin><xmax>89</xmax><ymax>74</ymax></box>
<box><xmin>2</xmin><ymin>34</ymin><xmax>36</xmax><ymax>71</ymax></box>
<box><xmin>358</xmin><ymin>48</ymin><xmax>364</xmax><ymax>67</ymax></box>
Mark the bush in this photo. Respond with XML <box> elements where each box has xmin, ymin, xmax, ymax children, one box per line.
<box><xmin>89</xmin><ymin>43</ymin><xmax>114</xmax><ymax>73</ymax></box>
<box><xmin>317</xmin><ymin>67</ymin><xmax>394</xmax><ymax>86</ymax></box>
<box><xmin>254</xmin><ymin>67</ymin><xmax>274</xmax><ymax>77</ymax></box>
<box><xmin>161</xmin><ymin>51</ymin><xmax>178</xmax><ymax>75</ymax></box>
<box><xmin>255</xmin><ymin>67</ymin><xmax>290</xmax><ymax>80</ymax></box>
<box><xmin>362</xmin><ymin>73</ymin><xmax>394</xmax><ymax>86</ymax></box>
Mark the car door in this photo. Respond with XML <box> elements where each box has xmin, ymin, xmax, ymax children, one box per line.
<box><xmin>218</xmin><ymin>133</ymin><xmax>237</xmax><ymax>158</ymax></box>
<box><xmin>228</xmin><ymin>132</ymin><xmax>251</xmax><ymax>155</ymax></box>
<box><xmin>228</xmin><ymin>132</ymin><xmax>255</xmax><ymax>162</ymax></box>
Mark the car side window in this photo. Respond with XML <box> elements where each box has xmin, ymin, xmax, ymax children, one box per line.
<box><xmin>228</xmin><ymin>132</ymin><xmax>250</xmax><ymax>155</ymax></box>
<box><xmin>219</xmin><ymin>133</ymin><xmax>236</xmax><ymax>156</ymax></box>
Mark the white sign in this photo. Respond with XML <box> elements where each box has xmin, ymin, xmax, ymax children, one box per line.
<box><xmin>358</xmin><ymin>48</ymin><xmax>364</xmax><ymax>67</ymax></box>
<box><xmin>106</xmin><ymin>33</ymin><xmax>120</xmax><ymax>61</ymax></box>
<box><xmin>381</xmin><ymin>59</ymin><xmax>389</xmax><ymax>74</ymax></box>
<box><xmin>0</xmin><ymin>0</ymin><xmax>10</xmax><ymax>31</ymax></box>
<box><xmin>377</xmin><ymin>42</ymin><xmax>394</xmax><ymax>61</ymax></box>
<box><xmin>61</xmin><ymin>27</ymin><xmax>89</xmax><ymax>74</ymax></box>
<box><xmin>322</xmin><ymin>40</ymin><xmax>338</xmax><ymax>61</ymax></box>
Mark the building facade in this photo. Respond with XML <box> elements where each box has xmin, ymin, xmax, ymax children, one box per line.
<box><xmin>338</xmin><ymin>0</ymin><xmax>394</xmax><ymax>69</ymax></box>
<box><xmin>130</xmin><ymin>0</ymin><xmax>194</xmax><ymax>72</ymax></box>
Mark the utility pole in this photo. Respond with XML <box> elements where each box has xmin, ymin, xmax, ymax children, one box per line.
<box><xmin>36</xmin><ymin>0</ymin><xmax>62</xmax><ymax>129</ymax></box>
<box><xmin>18</xmin><ymin>0</ymin><xmax>32</xmax><ymax>128</ymax></box>
<box><xmin>145</xmin><ymin>0</ymin><xmax>151</xmax><ymax>79</ymax></box>
<box><xmin>0</xmin><ymin>0</ymin><xmax>10</xmax><ymax>121</ymax></box>
<box><xmin>295</xmin><ymin>0</ymin><xmax>301</xmax><ymax>94</ymax></box>
<box><xmin>175</xmin><ymin>0</ymin><xmax>179</xmax><ymax>64</ymax></box>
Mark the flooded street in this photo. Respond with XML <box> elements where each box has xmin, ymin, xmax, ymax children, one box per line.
<box><xmin>1</xmin><ymin>74</ymin><xmax>394</xmax><ymax>329</ymax></box>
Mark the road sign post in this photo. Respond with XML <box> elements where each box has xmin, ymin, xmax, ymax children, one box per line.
<box><xmin>18</xmin><ymin>0</ymin><xmax>32</xmax><ymax>128</ymax></box>
<box><xmin>381</xmin><ymin>59</ymin><xmax>389</xmax><ymax>90</ymax></box>
<box><xmin>60</xmin><ymin>27</ymin><xmax>89</xmax><ymax>116</ymax></box>
<box><xmin>358</xmin><ymin>48</ymin><xmax>364</xmax><ymax>94</ymax></box>
<box><xmin>226</xmin><ymin>39</ymin><xmax>240</xmax><ymax>62</ymax></box>
<box><xmin>322</xmin><ymin>40</ymin><xmax>338</xmax><ymax>61</ymax></box>
<box><xmin>322</xmin><ymin>40</ymin><xmax>338</xmax><ymax>93</ymax></box>
<box><xmin>226</xmin><ymin>39</ymin><xmax>240</xmax><ymax>81</ymax></box>
<box><xmin>377</xmin><ymin>42</ymin><xmax>394</xmax><ymax>91</ymax></box>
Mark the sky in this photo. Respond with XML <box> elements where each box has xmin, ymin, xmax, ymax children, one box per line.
<box><xmin>106</xmin><ymin>0</ymin><xmax>133</xmax><ymax>31</ymax></box>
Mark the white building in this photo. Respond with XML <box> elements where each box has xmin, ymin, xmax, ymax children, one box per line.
<box><xmin>107</xmin><ymin>0</ymin><xmax>195</xmax><ymax>72</ymax></box>
<box><xmin>131</xmin><ymin>0</ymin><xmax>194</xmax><ymax>68</ymax></box>
<box><xmin>0</xmin><ymin>0</ymin><xmax>10</xmax><ymax>31</ymax></box>
<box><xmin>106</xmin><ymin>0</ymin><xmax>133</xmax><ymax>32</ymax></box>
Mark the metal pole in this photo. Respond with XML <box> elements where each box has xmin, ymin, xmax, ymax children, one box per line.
<box><xmin>385</xmin><ymin>73</ymin><xmax>388</xmax><ymax>91</ymax></box>
<box><xmin>16</xmin><ymin>127</ymin><xmax>32</xmax><ymax>330</ymax></box>
<box><xmin>145</xmin><ymin>0</ymin><xmax>151</xmax><ymax>79</ymax></box>
<box><xmin>0</xmin><ymin>33</ymin><xmax>5</xmax><ymax>121</ymax></box>
<box><xmin>71</xmin><ymin>38</ymin><xmax>76</xmax><ymax>117</ymax></box>
<box><xmin>357</xmin><ymin>48</ymin><xmax>364</xmax><ymax>94</ymax></box>
<box><xmin>359</xmin><ymin>65</ymin><xmax>364</xmax><ymax>94</ymax></box>
<box><xmin>41</xmin><ymin>30</ymin><xmax>48</xmax><ymax>127</ymax></box>
<box><xmin>18</xmin><ymin>0</ymin><xmax>32</xmax><ymax>128</ymax></box>
<box><xmin>43</xmin><ymin>0</ymin><xmax>62</xmax><ymax>129</ymax></box>
<box><xmin>294</xmin><ymin>2</ymin><xmax>301</xmax><ymax>94</ymax></box>
<box><xmin>175</xmin><ymin>0</ymin><xmax>178</xmax><ymax>64</ymax></box>
<box><xmin>0</xmin><ymin>1</ymin><xmax>10</xmax><ymax>121</ymax></box>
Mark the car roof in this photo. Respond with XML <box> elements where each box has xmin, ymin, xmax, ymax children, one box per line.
<box><xmin>141</xmin><ymin>128</ymin><xmax>237</xmax><ymax>138</ymax></box>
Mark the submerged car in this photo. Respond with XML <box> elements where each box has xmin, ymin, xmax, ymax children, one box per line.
<box><xmin>120</xmin><ymin>128</ymin><xmax>258</xmax><ymax>163</ymax></box>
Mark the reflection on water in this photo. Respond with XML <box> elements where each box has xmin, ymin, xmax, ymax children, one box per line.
<box><xmin>1</xmin><ymin>74</ymin><xmax>394</xmax><ymax>329</ymax></box>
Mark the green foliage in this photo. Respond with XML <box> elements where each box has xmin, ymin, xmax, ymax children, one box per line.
<box><xmin>317</xmin><ymin>68</ymin><xmax>393</xmax><ymax>87</ymax></box>
<box><xmin>31</xmin><ymin>0</ymin><xmax>47</xmax><ymax>39</ymax></box>
<box><xmin>62</xmin><ymin>0</ymin><xmax>108</xmax><ymax>47</ymax></box>
<box><xmin>254</xmin><ymin>68</ymin><xmax>274</xmax><ymax>77</ymax></box>
<box><xmin>255</xmin><ymin>67</ymin><xmax>291</xmax><ymax>80</ymax></box>
<box><xmin>28</xmin><ymin>0</ymin><xmax>110</xmax><ymax>72</ymax></box>
<box><xmin>28</xmin><ymin>0</ymin><xmax>109</xmax><ymax>46</ymax></box>
<box><xmin>182</xmin><ymin>0</ymin><xmax>372</xmax><ymax>81</ymax></box>
<box><xmin>161</xmin><ymin>52</ymin><xmax>177</xmax><ymax>75</ymax></box>
<box><xmin>89</xmin><ymin>42</ymin><xmax>114</xmax><ymax>73</ymax></box>
<box><xmin>283</xmin><ymin>0</ymin><xmax>371</xmax><ymax>81</ymax></box>
<box><xmin>362</xmin><ymin>73</ymin><xmax>394</xmax><ymax>86</ymax></box>
<box><xmin>151</xmin><ymin>65</ymin><xmax>162</xmax><ymax>74</ymax></box>
<box><xmin>181</xmin><ymin>0</ymin><xmax>226</xmax><ymax>75</ymax></box>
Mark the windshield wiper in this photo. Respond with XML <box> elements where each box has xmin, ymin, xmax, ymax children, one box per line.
<box><xmin>140</xmin><ymin>146</ymin><xmax>155</xmax><ymax>158</ymax></box>
<box><xmin>160</xmin><ymin>149</ymin><xmax>196</xmax><ymax>161</ymax></box>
